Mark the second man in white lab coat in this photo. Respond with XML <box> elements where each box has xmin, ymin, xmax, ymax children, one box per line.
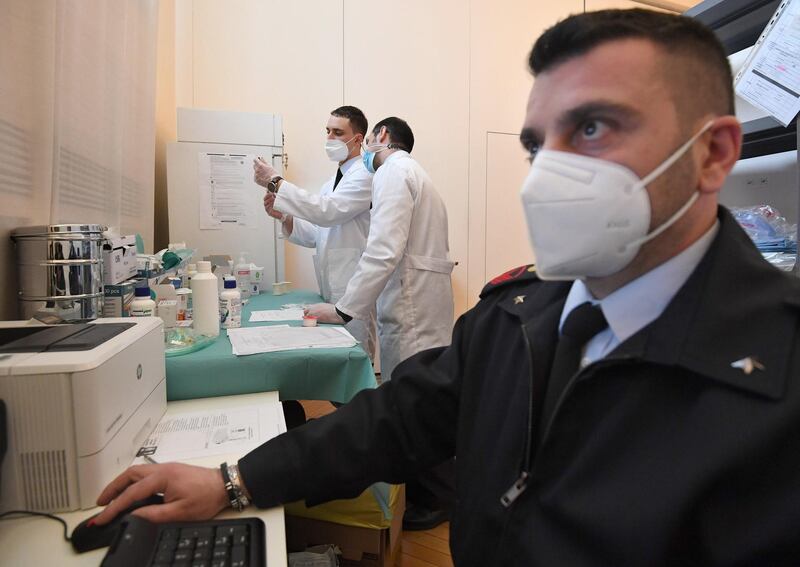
<box><xmin>307</xmin><ymin>117</ymin><xmax>456</xmax><ymax>529</ymax></box>
<box><xmin>307</xmin><ymin>116</ymin><xmax>455</xmax><ymax>381</ymax></box>
<box><xmin>254</xmin><ymin>105</ymin><xmax>377</xmax><ymax>359</ymax></box>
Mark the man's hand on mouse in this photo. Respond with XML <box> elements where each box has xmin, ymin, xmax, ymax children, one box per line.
<box><xmin>93</xmin><ymin>463</ymin><xmax>229</xmax><ymax>525</ymax></box>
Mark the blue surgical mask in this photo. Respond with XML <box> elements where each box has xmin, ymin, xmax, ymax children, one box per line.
<box><xmin>362</xmin><ymin>150</ymin><xmax>377</xmax><ymax>173</ymax></box>
<box><xmin>361</xmin><ymin>140</ymin><xmax>388</xmax><ymax>173</ymax></box>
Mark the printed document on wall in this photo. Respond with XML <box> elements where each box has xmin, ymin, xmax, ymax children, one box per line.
<box><xmin>198</xmin><ymin>153</ymin><xmax>257</xmax><ymax>229</ymax></box>
<box><xmin>734</xmin><ymin>0</ymin><xmax>800</xmax><ymax>127</ymax></box>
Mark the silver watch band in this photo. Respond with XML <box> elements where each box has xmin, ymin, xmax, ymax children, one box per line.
<box><xmin>227</xmin><ymin>462</ymin><xmax>250</xmax><ymax>509</ymax></box>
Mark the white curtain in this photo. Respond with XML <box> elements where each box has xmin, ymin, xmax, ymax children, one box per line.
<box><xmin>0</xmin><ymin>0</ymin><xmax>158</xmax><ymax>318</ymax></box>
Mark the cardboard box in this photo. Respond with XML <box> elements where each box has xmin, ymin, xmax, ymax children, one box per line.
<box><xmin>286</xmin><ymin>485</ymin><xmax>405</xmax><ymax>567</ymax></box>
<box><xmin>102</xmin><ymin>279</ymin><xmax>137</xmax><ymax>317</ymax></box>
<box><xmin>103</xmin><ymin>235</ymin><xmax>138</xmax><ymax>285</ymax></box>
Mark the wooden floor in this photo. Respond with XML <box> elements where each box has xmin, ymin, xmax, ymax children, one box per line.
<box><xmin>299</xmin><ymin>400</ymin><xmax>454</xmax><ymax>567</ymax></box>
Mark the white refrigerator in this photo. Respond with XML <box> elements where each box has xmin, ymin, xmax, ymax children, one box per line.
<box><xmin>166</xmin><ymin>107</ymin><xmax>286</xmax><ymax>285</ymax></box>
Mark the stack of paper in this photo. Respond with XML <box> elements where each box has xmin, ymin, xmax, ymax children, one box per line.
<box><xmin>227</xmin><ymin>325</ymin><xmax>357</xmax><ymax>356</ymax></box>
<box><xmin>248</xmin><ymin>308</ymin><xmax>305</xmax><ymax>322</ymax></box>
<box><xmin>137</xmin><ymin>402</ymin><xmax>284</xmax><ymax>462</ymax></box>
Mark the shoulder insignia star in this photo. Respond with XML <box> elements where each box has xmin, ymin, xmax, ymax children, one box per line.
<box><xmin>731</xmin><ymin>356</ymin><xmax>764</xmax><ymax>375</ymax></box>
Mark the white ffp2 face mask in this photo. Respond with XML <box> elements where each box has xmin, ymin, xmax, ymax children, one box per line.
<box><xmin>519</xmin><ymin>121</ymin><xmax>713</xmax><ymax>280</ymax></box>
<box><xmin>325</xmin><ymin>135</ymin><xmax>357</xmax><ymax>162</ymax></box>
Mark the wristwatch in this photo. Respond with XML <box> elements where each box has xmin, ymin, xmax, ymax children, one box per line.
<box><xmin>267</xmin><ymin>175</ymin><xmax>283</xmax><ymax>193</ymax></box>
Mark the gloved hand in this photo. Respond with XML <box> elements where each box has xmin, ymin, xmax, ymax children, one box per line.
<box><xmin>304</xmin><ymin>303</ymin><xmax>345</xmax><ymax>324</ymax></box>
<box><xmin>253</xmin><ymin>157</ymin><xmax>279</xmax><ymax>188</ymax></box>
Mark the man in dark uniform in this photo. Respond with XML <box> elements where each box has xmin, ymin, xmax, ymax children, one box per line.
<box><xmin>95</xmin><ymin>10</ymin><xmax>800</xmax><ymax>565</ymax></box>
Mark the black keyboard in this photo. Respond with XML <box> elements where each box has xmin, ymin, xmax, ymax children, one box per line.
<box><xmin>100</xmin><ymin>514</ymin><xmax>266</xmax><ymax>567</ymax></box>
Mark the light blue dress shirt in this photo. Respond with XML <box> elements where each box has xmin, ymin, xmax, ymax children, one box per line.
<box><xmin>560</xmin><ymin>221</ymin><xmax>720</xmax><ymax>367</ymax></box>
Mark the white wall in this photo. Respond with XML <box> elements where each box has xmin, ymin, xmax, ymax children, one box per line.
<box><xmin>165</xmin><ymin>0</ymin><xmax>694</xmax><ymax>318</ymax></box>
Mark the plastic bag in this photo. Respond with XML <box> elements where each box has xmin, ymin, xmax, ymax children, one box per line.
<box><xmin>164</xmin><ymin>327</ymin><xmax>215</xmax><ymax>357</ymax></box>
<box><xmin>731</xmin><ymin>205</ymin><xmax>797</xmax><ymax>253</ymax></box>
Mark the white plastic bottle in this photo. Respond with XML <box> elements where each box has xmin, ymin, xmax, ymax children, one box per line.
<box><xmin>220</xmin><ymin>277</ymin><xmax>242</xmax><ymax>329</ymax></box>
<box><xmin>130</xmin><ymin>285</ymin><xmax>156</xmax><ymax>317</ymax></box>
<box><xmin>191</xmin><ymin>260</ymin><xmax>219</xmax><ymax>337</ymax></box>
<box><xmin>235</xmin><ymin>253</ymin><xmax>252</xmax><ymax>300</ymax></box>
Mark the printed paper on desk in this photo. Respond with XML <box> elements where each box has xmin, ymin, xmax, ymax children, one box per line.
<box><xmin>137</xmin><ymin>403</ymin><xmax>284</xmax><ymax>462</ymax></box>
<box><xmin>734</xmin><ymin>0</ymin><xmax>800</xmax><ymax>127</ymax></box>
<box><xmin>249</xmin><ymin>308</ymin><xmax>305</xmax><ymax>322</ymax></box>
<box><xmin>227</xmin><ymin>325</ymin><xmax>357</xmax><ymax>356</ymax></box>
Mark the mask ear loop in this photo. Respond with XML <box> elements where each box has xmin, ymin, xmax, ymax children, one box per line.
<box><xmin>624</xmin><ymin>120</ymin><xmax>715</xmax><ymax>251</ymax></box>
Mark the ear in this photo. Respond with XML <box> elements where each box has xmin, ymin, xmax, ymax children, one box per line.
<box><xmin>697</xmin><ymin>115</ymin><xmax>742</xmax><ymax>195</ymax></box>
<box><xmin>378</xmin><ymin>126</ymin><xmax>389</xmax><ymax>144</ymax></box>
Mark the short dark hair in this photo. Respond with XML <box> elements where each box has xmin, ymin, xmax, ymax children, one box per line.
<box><xmin>331</xmin><ymin>105</ymin><xmax>368</xmax><ymax>136</ymax></box>
<box><xmin>373</xmin><ymin>117</ymin><xmax>415</xmax><ymax>152</ymax></box>
<box><xmin>529</xmin><ymin>9</ymin><xmax>734</xmax><ymax>118</ymax></box>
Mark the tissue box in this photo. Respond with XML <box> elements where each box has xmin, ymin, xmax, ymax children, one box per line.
<box><xmin>103</xmin><ymin>279</ymin><xmax>137</xmax><ymax>317</ymax></box>
<box><xmin>103</xmin><ymin>235</ymin><xmax>138</xmax><ymax>285</ymax></box>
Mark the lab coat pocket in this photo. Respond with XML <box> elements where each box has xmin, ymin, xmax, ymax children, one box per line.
<box><xmin>326</xmin><ymin>247</ymin><xmax>364</xmax><ymax>301</ymax></box>
<box><xmin>404</xmin><ymin>254</ymin><xmax>455</xmax><ymax>275</ymax></box>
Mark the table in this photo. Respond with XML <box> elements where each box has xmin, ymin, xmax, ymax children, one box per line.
<box><xmin>166</xmin><ymin>290</ymin><xmax>377</xmax><ymax>403</ymax></box>
<box><xmin>0</xmin><ymin>392</ymin><xmax>287</xmax><ymax>567</ymax></box>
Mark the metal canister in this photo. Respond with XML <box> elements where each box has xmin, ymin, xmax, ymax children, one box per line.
<box><xmin>11</xmin><ymin>224</ymin><xmax>106</xmax><ymax>321</ymax></box>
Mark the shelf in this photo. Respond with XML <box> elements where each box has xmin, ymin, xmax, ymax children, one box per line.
<box><xmin>741</xmin><ymin>117</ymin><xmax>798</xmax><ymax>159</ymax></box>
<box><xmin>685</xmin><ymin>0</ymin><xmax>781</xmax><ymax>54</ymax></box>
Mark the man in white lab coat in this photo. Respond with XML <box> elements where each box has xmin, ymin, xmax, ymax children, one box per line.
<box><xmin>254</xmin><ymin>106</ymin><xmax>376</xmax><ymax>359</ymax></box>
<box><xmin>307</xmin><ymin>117</ymin><xmax>456</xmax><ymax>529</ymax></box>
<box><xmin>307</xmin><ymin>117</ymin><xmax>455</xmax><ymax>381</ymax></box>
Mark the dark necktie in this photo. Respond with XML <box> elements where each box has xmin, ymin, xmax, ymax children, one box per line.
<box><xmin>540</xmin><ymin>302</ymin><xmax>608</xmax><ymax>433</ymax></box>
<box><xmin>332</xmin><ymin>168</ymin><xmax>343</xmax><ymax>191</ymax></box>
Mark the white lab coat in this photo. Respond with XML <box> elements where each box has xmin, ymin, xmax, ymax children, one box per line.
<box><xmin>274</xmin><ymin>157</ymin><xmax>377</xmax><ymax>359</ymax></box>
<box><xmin>336</xmin><ymin>151</ymin><xmax>455</xmax><ymax>380</ymax></box>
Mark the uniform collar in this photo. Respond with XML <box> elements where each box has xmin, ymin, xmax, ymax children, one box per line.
<box><xmin>497</xmin><ymin>207</ymin><xmax>800</xmax><ymax>401</ymax></box>
<box><xmin>605</xmin><ymin>207</ymin><xmax>800</xmax><ymax>400</ymax></box>
<box><xmin>561</xmin><ymin>220</ymin><xmax>719</xmax><ymax>343</ymax></box>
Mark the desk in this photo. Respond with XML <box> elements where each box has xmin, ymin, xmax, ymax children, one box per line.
<box><xmin>0</xmin><ymin>392</ymin><xmax>288</xmax><ymax>567</ymax></box>
<box><xmin>166</xmin><ymin>290</ymin><xmax>377</xmax><ymax>403</ymax></box>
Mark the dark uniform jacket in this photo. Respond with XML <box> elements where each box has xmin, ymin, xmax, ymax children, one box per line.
<box><xmin>240</xmin><ymin>207</ymin><xmax>800</xmax><ymax>566</ymax></box>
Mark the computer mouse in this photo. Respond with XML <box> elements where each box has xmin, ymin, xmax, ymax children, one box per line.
<box><xmin>70</xmin><ymin>493</ymin><xmax>164</xmax><ymax>553</ymax></box>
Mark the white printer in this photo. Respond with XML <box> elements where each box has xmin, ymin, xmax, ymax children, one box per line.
<box><xmin>0</xmin><ymin>317</ymin><xmax>166</xmax><ymax>512</ymax></box>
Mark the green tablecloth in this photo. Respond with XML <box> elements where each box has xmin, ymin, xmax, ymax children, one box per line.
<box><xmin>165</xmin><ymin>290</ymin><xmax>377</xmax><ymax>403</ymax></box>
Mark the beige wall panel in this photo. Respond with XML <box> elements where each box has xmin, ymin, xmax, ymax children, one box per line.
<box><xmin>154</xmin><ymin>0</ymin><xmax>176</xmax><ymax>252</ymax></box>
<box><xmin>185</xmin><ymin>0</ymin><xmax>345</xmax><ymax>292</ymax></box>
<box><xmin>484</xmin><ymin>133</ymin><xmax>534</xmax><ymax>280</ymax></box>
<box><xmin>467</xmin><ymin>0</ymin><xmax>582</xmax><ymax>304</ymax></box>
<box><xmin>585</xmin><ymin>1</ymin><xmax>701</xmax><ymax>12</ymax></box>
<box><xmin>343</xmin><ymin>0</ymin><xmax>471</xmax><ymax>318</ymax></box>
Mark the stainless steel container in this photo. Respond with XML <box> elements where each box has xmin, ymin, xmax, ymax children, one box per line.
<box><xmin>11</xmin><ymin>224</ymin><xmax>106</xmax><ymax>321</ymax></box>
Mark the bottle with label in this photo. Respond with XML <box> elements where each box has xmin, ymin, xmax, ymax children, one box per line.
<box><xmin>220</xmin><ymin>277</ymin><xmax>242</xmax><ymax>329</ymax></box>
<box><xmin>235</xmin><ymin>253</ymin><xmax>252</xmax><ymax>300</ymax></box>
<box><xmin>130</xmin><ymin>285</ymin><xmax>156</xmax><ymax>317</ymax></box>
<box><xmin>191</xmin><ymin>260</ymin><xmax>219</xmax><ymax>337</ymax></box>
